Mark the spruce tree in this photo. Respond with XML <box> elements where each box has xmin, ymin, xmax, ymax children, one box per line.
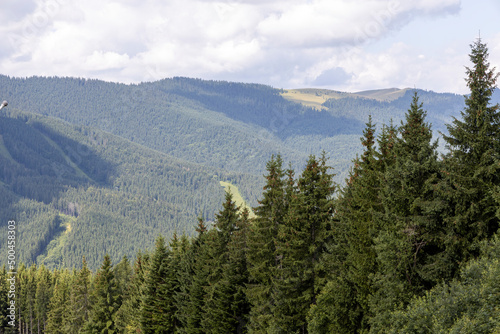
<box><xmin>162</xmin><ymin>233</ymin><xmax>185</xmax><ymax>332</ymax></box>
<box><xmin>201</xmin><ymin>191</ymin><xmax>249</xmax><ymax>333</ymax></box>
<box><xmin>246</xmin><ymin>155</ymin><xmax>286</xmax><ymax>333</ymax></box>
<box><xmin>174</xmin><ymin>236</ymin><xmax>193</xmax><ymax>334</ymax></box>
<box><xmin>370</xmin><ymin>92</ymin><xmax>444</xmax><ymax>330</ymax></box>
<box><xmin>45</xmin><ymin>270</ymin><xmax>71</xmax><ymax>334</ymax></box>
<box><xmin>83</xmin><ymin>254</ymin><xmax>121</xmax><ymax>334</ymax></box>
<box><xmin>181</xmin><ymin>218</ymin><xmax>210</xmax><ymax>334</ymax></box>
<box><xmin>35</xmin><ymin>265</ymin><xmax>52</xmax><ymax>333</ymax></box>
<box><xmin>140</xmin><ymin>235</ymin><xmax>173</xmax><ymax>333</ymax></box>
<box><xmin>210</xmin><ymin>208</ymin><xmax>251</xmax><ymax>334</ymax></box>
<box><xmin>308</xmin><ymin>117</ymin><xmax>381</xmax><ymax>333</ymax></box>
<box><xmin>18</xmin><ymin>264</ymin><xmax>37</xmax><ymax>334</ymax></box>
<box><xmin>116</xmin><ymin>252</ymin><xmax>149</xmax><ymax>334</ymax></box>
<box><xmin>0</xmin><ymin>266</ymin><xmax>9</xmax><ymax>331</ymax></box>
<box><xmin>67</xmin><ymin>257</ymin><xmax>92</xmax><ymax>333</ymax></box>
<box><xmin>441</xmin><ymin>38</ymin><xmax>500</xmax><ymax>265</ymax></box>
<box><xmin>114</xmin><ymin>256</ymin><xmax>133</xmax><ymax>333</ymax></box>
<box><xmin>273</xmin><ymin>154</ymin><xmax>335</xmax><ymax>333</ymax></box>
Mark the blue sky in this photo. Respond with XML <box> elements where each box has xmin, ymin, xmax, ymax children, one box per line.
<box><xmin>0</xmin><ymin>0</ymin><xmax>498</xmax><ymax>94</ymax></box>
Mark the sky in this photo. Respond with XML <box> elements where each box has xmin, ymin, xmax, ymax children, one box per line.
<box><xmin>0</xmin><ymin>0</ymin><xmax>499</xmax><ymax>94</ymax></box>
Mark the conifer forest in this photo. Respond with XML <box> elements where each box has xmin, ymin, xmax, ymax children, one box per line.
<box><xmin>1</xmin><ymin>39</ymin><xmax>500</xmax><ymax>334</ymax></box>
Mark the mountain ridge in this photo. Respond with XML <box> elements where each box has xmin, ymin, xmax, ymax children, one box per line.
<box><xmin>1</xmin><ymin>74</ymin><xmax>497</xmax><ymax>269</ymax></box>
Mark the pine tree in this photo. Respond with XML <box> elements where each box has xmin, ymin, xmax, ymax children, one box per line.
<box><xmin>308</xmin><ymin>117</ymin><xmax>381</xmax><ymax>333</ymax></box>
<box><xmin>441</xmin><ymin>38</ymin><xmax>500</xmax><ymax>265</ymax></box>
<box><xmin>18</xmin><ymin>264</ymin><xmax>37</xmax><ymax>334</ymax></box>
<box><xmin>170</xmin><ymin>232</ymin><xmax>190</xmax><ymax>332</ymax></box>
<box><xmin>35</xmin><ymin>265</ymin><xmax>52</xmax><ymax>333</ymax></box>
<box><xmin>273</xmin><ymin>154</ymin><xmax>336</xmax><ymax>333</ymax></box>
<box><xmin>45</xmin><ymin>270</ymin><xmax>71</xmax><ymax>334</ymax></box>
<box><xmin>162</xmin><ymin>233</ymin><xmax>184</xmax><ymax>332</ymax></box>
<box><xmin>114</xmin><ymin>256</ymin><xmax>133</xmax><ymax>333</ymax></box>
<box><xmin>375</xmin><ymin>121</ymin><xmax>397</xmax><ymax>170</ymax></box>
<box><xmin>370</xmin><ymin>92</ymin><xmax>444</xmax><ymax>330</ymax></box>
<box><xmin>180</xmin><ymin>218</ymin><xmax>210</xmax><ymax>334</ymax></box>
<box><xmin>210</xmin><ymin>208</ymin><xmax>251</xmax><ymax>334</ymax></box>
<box><xmin>140</xmin><ymin>235</ymin><xmax>172</xmax><ymax>334</ymax></box>
<box><xmin>246</xmin><ymin>155</ymin><xmax>286</xmax><ymax>333</ymax></box>
<box><xmin>67</xmin><ymin>257</ymin><xmax>92</xmax><ymax>333</ymax></box>
<box><xmin>201</xmin><ymin>191</ymin><xmax>249</xmax><ymax>333</ymax></box>
<box><xmin>83</xmin><ymin>254</ymin><xmax>121</xmax><ymax>333</ymax></box>
<box><xmin>116</xmin><ymin>251</ymin><xmax>149</xmax><ymax>334</ymax></box>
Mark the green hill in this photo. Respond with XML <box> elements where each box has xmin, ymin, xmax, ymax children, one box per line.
<box><xmin>0</xmin><ymin>109</ymin><xmax>261</xmax><ymax>269</ymax></box>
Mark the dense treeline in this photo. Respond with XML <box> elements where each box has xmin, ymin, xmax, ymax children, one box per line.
<box><xmin>1</xmin><ymin>39</ymin><xmax>500</xmax><ymax>333</ymax></box>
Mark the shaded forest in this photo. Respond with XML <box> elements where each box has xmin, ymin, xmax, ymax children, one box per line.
<box><xmin>0</xmin><ymin>109</ymin><xmax>261</xmax><ymax>270</ymax></box>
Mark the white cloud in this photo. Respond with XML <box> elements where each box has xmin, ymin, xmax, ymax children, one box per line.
<box><xmin>0</xmin><ymin>0</ymin><xmax>479</xmax><ymax>93</ymax></box>
<box><xmin>84</xmin><ymin>51</ymin><xmax>130</xmax><ymax>71</ymax></box>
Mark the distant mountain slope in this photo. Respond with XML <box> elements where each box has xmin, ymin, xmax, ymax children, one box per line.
<box><xmin>2</xmin><ymin>75</ymin><xmax>497</xmax><ymax>180</ymax></box>
<box><xmin>0</xmin><ymin>76</ymin><xmax>365</xmax><ymax>181</ymax></box>
<box><xmin>282</xmin><ymin>87</ymin><xmax>500</xmax><ymax>151</ymax></box>
<box><xmin>0</xmin><ymin>109</ymin><xmax>261</xmax><ymax>269</ymax></box>
<box><xmin>351</xmin><ymin>88</ymin><xmax>409</xmax><ymax>101</ymax></box>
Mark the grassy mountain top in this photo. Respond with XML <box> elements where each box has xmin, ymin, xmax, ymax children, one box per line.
<box><xmin>281</xmin><ymin>89</ymin><xmax>349</xmax><ymax>110</ymax></box>
<box><xmin>352</xmin><ymin>87</ymin><xmax>410</xmax><ymax>101</ymax></box>
<box><xmin>281</xmin><ymin>88</ymin><xmax>411</xmax><ymax>110</ymax></box>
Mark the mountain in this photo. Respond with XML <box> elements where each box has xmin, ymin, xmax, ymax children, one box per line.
<box><xmin>1</xmin><ymin>75</ymin><xmax>497</xmax><ymax>269</ymax></box>
<box><xmin>0</xmin><ymin>108</ymin><xmax>261</xmax><ymax>269</ymax></box>
<box><xmin>0</xmin><ymin>76</ymin><xmax>365</xmax><ymax>181</ymax></box>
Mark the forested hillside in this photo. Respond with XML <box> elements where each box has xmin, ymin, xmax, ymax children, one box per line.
<box><xmin>1</xmin><ymin>38</ymin><xmax>500</xmax><ymax>333</ymax></box>
<box><xmin>2</xmin><ymin>73</ymin><xmax>495</xmax><ymax>182</ymax></box>
<box><xmin>0</xmin><ymin>109</ymin><xmax>261</xmax><ymax>269</ymax></box>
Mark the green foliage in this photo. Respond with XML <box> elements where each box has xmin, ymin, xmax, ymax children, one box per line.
<box><xmin>83</xmin><ymin>254</ymin><xmax>121</xmax><ymax>333</ymax></box>
<box><xmin>369</xmin><ymin>92</ymin><xmax>444</xmax><ymax>329</ymax></box>
<box><xmin>176</xmin><ymin>219</ymin><xmax>210</xmax><ymax>334</ymax></box>
<box><xmin>0</xmin><ymin>109</ymin><xmax>260</xmax><ymax>270</ymax></box>
<box><xmin>385</xmin><ymin>234</ymin><xmax>500</xmax><ymax>334</ymax></box>
<box><xmin>67</xmin><ymin>257</ymin><xmax>92</xmax><ymax>333</ymax></box>
<box><xmin>440</xmin><ymin>37</ymin><xmax>500</xmax><ymax>269</ymax></box>
<box><xmin>246</xmin><ymin>155</ymin><xmax>287</xmax><ymax>333</ymax></box>
<box><xmin>272</xmin><ymin>154</ymin><xmax>336</xmax><ymax>333</ymax></box>
<box><xmin>140</xmin><ymin>236</ymin><xmax>176</xmax><ymax>333</ymax></box>
<box><xmin>201</xmin><ymin>192</ymin><xmax>251</xmax><ymax>334</ymax></box>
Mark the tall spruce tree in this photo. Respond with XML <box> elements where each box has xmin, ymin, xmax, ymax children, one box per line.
<box><xmin>246</xmin><ymin>155</ymin><xmax>286</xmax><ymax>334</ymax></box>
<box><xmin>441</xmin><ymin>38</ymin><xmax>500</xmax><ymax>265</ymax></box>
<box><xmin>171</xmin><ymin>233</ymin><xmax>192</xmax><ymax>334</ymax></box>
<box><xmin>181</xmin><ymin>218</ymin><xmax>210</xmax><ymax>334</ymax></box>
<box><xmin>369</xmin><ymin>92</ymin><xmax>443</xmax><ymax>330</ymax></box>
<box><xmin>83</xmin><ymin>254</ymin><xmax>121</xmax><ymax>334</ymax></box>
<box><xmin>35</xmin><ymin>265</ymin><xmax>52</xmax><ymax>333</ymax></box>
<box><xmin>272</xmin><ymin>154</ymin><xmax>335</xmax><ymax>334</ymax></box>
<box><xmin>201</xmin><ymin>191</ymin><xmax>250</xmax><ymax>333</ymax></box>
<box><xmin>114</xmin><ymin>256</ymin><xmax>133</xmax><ymax>333</ymax></box>
<box><xmin>210</xmin><ymin>208</ymin><xmax>251</xmax><ymax>334</ymax></box>
<box><xmin>116</xmin><ymin>252</ymin><xmax>149</xmax><ymax>334</ymax></box>
<box><xmin>308</xmin><ymin>117</ymin><xmax>381</xmax><ymax>334</ymax></box>
<box><xmin>45</xmin><ymin>270</ymin><xmax>71</xmax><ymax>334</ymax></box>
<box><xmin>67</xmin><ymin>257</ymin><xmax>92</xmax><ymax>333</ymax></box>
<box><xmin>140</xmin><ymin>235</ymin><xmax>174</xmax><ymax>333</ymax></box>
